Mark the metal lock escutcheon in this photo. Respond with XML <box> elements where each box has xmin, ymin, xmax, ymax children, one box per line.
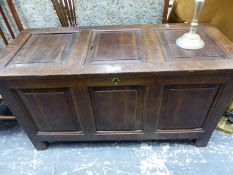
<box><xmin>112</xmin><ymin>78</ymin><xmax>120</xmax><ymax>86</ymax></box>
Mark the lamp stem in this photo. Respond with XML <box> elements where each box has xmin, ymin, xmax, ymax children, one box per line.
<box><xmin>190</xmin><ymin>0</ymin><xmax>205</xmax><ymax>34</ymax></box>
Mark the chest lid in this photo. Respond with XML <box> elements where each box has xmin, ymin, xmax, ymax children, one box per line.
<box><xmin>0</xmin><ymin>24</ymin><xmax>233</xmax><ymax>77</ymax></box>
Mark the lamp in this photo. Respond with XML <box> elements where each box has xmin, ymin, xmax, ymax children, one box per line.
<box><xmin>176</xmin><ymin>0</ymin><xmax>205</xmax><ymax>50</ymax></box>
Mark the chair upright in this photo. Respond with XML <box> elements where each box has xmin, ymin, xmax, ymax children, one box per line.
<box><xmin>0</xmin><ymin>0</ymin><xmax>21</xmax><ymax>120</ymax></box>
<box><xmin>51</xmin><ymin>0</ymin><xmax>77</xmax><ymax>27</ymax></box>
<box><xmin>0</xmin><ymin>0</ymin><xmax>23</xmax><ymax>46</ymax></box>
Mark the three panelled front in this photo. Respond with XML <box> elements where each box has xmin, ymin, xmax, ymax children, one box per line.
<box><xmin>5</xmin><ymin>75</ymin><xmax>226</xmax><ymax>141</ymax></box>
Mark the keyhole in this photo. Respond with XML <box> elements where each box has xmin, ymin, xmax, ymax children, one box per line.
<box><xmin>112</xmin><ymin>78</ymin><xmax>120</xmax><ymax>86</ymax></box>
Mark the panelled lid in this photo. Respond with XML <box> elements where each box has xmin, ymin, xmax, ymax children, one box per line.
<box><xmin>0</xmin><ymin>24</ymin><xmax>233</xmax><ymax>78</ymax></box>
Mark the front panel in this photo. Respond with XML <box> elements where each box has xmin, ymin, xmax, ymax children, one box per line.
<box><xmin>157</xmin><ymin>84</ymin><xmax>220</xmax><ymax>130</ymax></box>
<box><xmin>1</xmin><ymin>73</ymin><xmax>231</xmax><ymax>150</ymax></box>
<box><xmin>89</xmin><ymin>86</ymin><xmax>145</xmax><ymax>133</ymax></box>
<box><xmin>16</xmin><ymin>88</ymin><xmax>81</xmax><ymax>132</ymax></box>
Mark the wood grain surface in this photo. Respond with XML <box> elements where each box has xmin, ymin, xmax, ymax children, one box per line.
<box><xmin>0</xmin><ymin>24</ymin><xmax>233</xmax><ymax>150</ymax></box>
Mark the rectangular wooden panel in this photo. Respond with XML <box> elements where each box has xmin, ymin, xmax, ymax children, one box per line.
<box><xmin>86</xmin><ymin>30</ymin><xmax>145</xmax><ymax>64</ymax></box>
<box><xmin>158</xmin><ymin>29</ymin><xmax>228</xmax><ymax>61</ymax></box>
<box><xmin>16</xmin><ymin>88</ymin><xmax>81</xmax><ymax>132</ymax></box>
<box><xmin>89</xmin><ymin>86</ymin><xmax>145</xmax><ymax>132</ymax></box>
<box><xmin>158</xmin><ymin>84</ymin><xmax>221</xmax><ymax>130</ymax></box>
<box><xmin>7</xmin><ymin>33</ymin><xmax>75</xmax><ymax>67</ymax></box>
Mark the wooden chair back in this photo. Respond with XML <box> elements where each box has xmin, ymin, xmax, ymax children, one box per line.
<box><xmin>51</xmin><ymin>0</ymin><xmax>77</xmax><ymax>27</ymax></box>
<box><xmin>0</xmin><ymin>0</ymin><xmax>23</xmax><ymax>46</ymax></box>
<box><xmin>52</xmin><ymin>0</ymin><xmax>170</xmax><ymax>26</ymax></box>
<box><xmin>0</xmin><ymin>0</ymin><xmax>21</xmax><ymax>120</ymax></box>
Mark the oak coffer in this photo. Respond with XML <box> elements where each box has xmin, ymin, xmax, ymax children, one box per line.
<box><xmin>0</xmin><ymin>24</ymin><xmax>233</xmax><ymax>150</ymax></box>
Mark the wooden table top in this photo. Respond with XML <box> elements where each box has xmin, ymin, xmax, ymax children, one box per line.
<box><xmin>0</xmin><ymin>24</ymin><xmax>233</xmax><ymax>79</ymax></box>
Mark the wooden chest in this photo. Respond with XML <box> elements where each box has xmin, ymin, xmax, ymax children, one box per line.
<box><xmin>0</xmin><ymin>24</ymin><xmax>233</xmax><ymax>150</ymax></box>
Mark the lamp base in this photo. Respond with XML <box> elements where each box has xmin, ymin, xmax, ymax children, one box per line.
<box><xmin>176</xmin><ymin>32</ymin><xmax>205</xmax><ymax>50</ymax></box>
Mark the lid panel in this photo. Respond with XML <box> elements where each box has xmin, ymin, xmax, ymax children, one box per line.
<box><xmin>85</xmin><ymin>30</ymin><xmax>145</xmax><ymax>64</ymax></box>
<box><xmin>157</xmin><ymin>28</ymin><xmax>228</xmax><ymax>61</ymax></box>
<box><xmin>7</xmin><ymin>33</ymin><xmax>75</xmax><ymax>67</ymax></box>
